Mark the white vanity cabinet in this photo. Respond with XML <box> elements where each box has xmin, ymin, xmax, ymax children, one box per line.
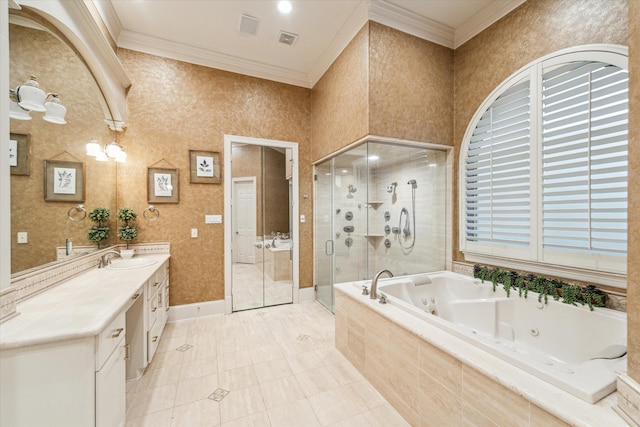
<box><xmin>0</xmin><ymin>255</ymin><xmax>170</xmax><ymax>427</ymax></box>
<box><xmin>0</xmin><ymin>312</ymin><xmax>126</xmax><ymax>427</ymax></box>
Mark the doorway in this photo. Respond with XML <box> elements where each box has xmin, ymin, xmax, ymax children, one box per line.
<box><xmin>224</xmin><ymin>135</ymin><xmax>299</xmax><ymax>313</ymax></box>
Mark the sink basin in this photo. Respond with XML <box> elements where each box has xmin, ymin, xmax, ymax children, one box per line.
<box><xmin>107</xmin><ymin>258</ymin><xmax>158</xmax><ymax>270</ymax></box>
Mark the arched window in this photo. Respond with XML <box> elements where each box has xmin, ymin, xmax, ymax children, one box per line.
<box><xmin>460</xmin><ymin>46</ymin><xmax>628</xmax><ymax>287</ymax></box>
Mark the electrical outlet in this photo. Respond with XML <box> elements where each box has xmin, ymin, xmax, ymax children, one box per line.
<box><xmin>17</xmin><ymin>232</ymin><xmax>28</xmax><ymax>244</ymax></box>
<box><xmin>191</xmin><ymin>228</ymin><xmax>198</xmax><ymax>238</ymax></box>
<box><xmin>300</xmin><ymin>215</ymin><xmax>306</xmax><ymax>223</ymax></box>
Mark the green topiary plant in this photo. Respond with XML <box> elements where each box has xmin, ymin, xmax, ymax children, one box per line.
<box><xmin>117</xmin><ymin>207</ymin><xmax>138</xmax><ymax>248</ymax></box>
<box><xmin>87</xmin><ymin>207</ymin><xmax>110</xmax><ymax>248</ymax></box>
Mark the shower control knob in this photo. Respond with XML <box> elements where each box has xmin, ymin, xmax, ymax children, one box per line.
<box><xmin>345</xmin><ymin>211</ymin><xmax>353</xmax><ymax>221</ymax></box>
<box><xmin>384</xmin><ymin>211</ymin><xmax>391</xmax><ymax>221</ymax></box>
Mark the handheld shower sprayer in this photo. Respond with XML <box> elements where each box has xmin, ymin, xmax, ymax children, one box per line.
<box><xmin>386</xmin><ymin>182</ymin><xmax>397</xmax><ymax>193</ymax></box>
<box><xmin>400</xmin><ymin>207</ymin><xmax>411</xmax><ymax>237</ymax></box>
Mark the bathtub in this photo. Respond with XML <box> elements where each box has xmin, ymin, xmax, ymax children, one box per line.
<box><xmin>364</xmin><ymin>271</ymin><xmax>626</xmax><ymax>404</ymax></box>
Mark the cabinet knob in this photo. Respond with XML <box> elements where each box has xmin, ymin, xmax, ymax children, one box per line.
<box><xmin>111</xmin><ymin>328</ymin><xmax>124</xmax><ymax>338</ymax></box>
<box><xmin>152</xmin><ymin>336</ymin><xmax>158</xmax><ymax>342</ymax></box>
<box><xmin>152</xmin><ymin>307</ymin><xmax>157</xmax><ymax>312</ymax></box>
<box><xmin>153</xmin><ymin>282</ymin><xmax>159</xmax><ymax>287</ymax></box>
<box><xmin>132</xmin><ymin>293</ymin><xmax>140</xmax><ymax>300</ymax></box>
<box><xmin>124</xmin><ymin>344</ymin><xmax>131</xmax><ymax>361</ymax></box>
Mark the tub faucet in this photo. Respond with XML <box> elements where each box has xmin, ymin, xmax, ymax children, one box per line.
<box><xmin>99</xmin><ymin>250</ymin><xmax>121</xmax><ymax>268</ymax></box>
<box><xmin>370</xmin><ymin>269</ymin><xmax>393</xmax><ymax>300</ymax></box>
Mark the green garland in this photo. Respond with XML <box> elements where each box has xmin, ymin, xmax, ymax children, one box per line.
<box><xmin>472</xmin><ymin>264</ymin><xmax>607</xmax><ymax>311</ymax></box>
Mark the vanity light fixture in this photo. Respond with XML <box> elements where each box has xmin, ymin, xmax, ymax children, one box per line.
<box><xmin>86</xmin><ymin>138</ymin><xmax>127</xmax><ymax>163</ymax></box>
<box><xmin>9</xmin><ymin>76</ymin><xmax>67</xmax><ymax>124</ymax></box>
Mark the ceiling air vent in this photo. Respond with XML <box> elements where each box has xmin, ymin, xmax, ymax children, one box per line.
<box><xmin>278</xmin><ymin>31</ymin><xmax>298</xmax><ymax>46</ymax></box>
<box><xmin>239</xmin><ymin>14</ymin><xmax>259</xmax><ymax>36</ymax></box>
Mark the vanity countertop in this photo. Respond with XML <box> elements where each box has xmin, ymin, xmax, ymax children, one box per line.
<box><xmin>0</xmin><ymin>254</ymin><xmax>170</xmax><ymax>350</ymax></box>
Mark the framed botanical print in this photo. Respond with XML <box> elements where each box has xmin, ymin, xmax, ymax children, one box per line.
<box><xmin>189</xmin><ymin>150</ymin><xmax>221</xmax><ymax>184</ymax></box>
<box><xmin>148</xmin><ymin>167</ymin><xmax>179</xmax><ymax>203</ymax></box>
<box><xmin>44</xmin><ymin>160</ymin><xmax>85</xmax><ymax>202</ymax></box>
<box><xmin>9</xmin><ymin>133</ymin><xmax>30</xmax><ymax>176</ymax></box>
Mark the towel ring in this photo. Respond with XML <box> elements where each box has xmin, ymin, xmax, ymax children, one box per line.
<box><xmin>67</xmin><ymin>204</ymin><xmax>87</xmax><ymax>222</ymax></box>
<box><xmin>143</xmin><ymin>205</ymin><xmax>160</xmax><ymax>221</ymax></box>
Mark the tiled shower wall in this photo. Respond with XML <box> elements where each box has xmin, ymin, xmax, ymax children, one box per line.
<box><xmin>366</xmin><ymin>146</ymin><xmax>447</xmax><ymax>276</ymax></box>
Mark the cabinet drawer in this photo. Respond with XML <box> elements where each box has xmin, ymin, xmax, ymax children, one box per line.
<box><xmin>147</xmin><ymin>318</ymin><xmax>162</xmax><ymax>363</ymax></box>
<box><xmin>147</xmin><ymin>291</ymin><xmax>158</xmax><ymax>328</ymax></box>
<box><xmin>146</xmin><ymin>275</ymin><xmax>160</xmax><ymax>299</ymax></box>
<box><xmin>96</xmin><ymin>311</ymin><xmax>125</xmax><ymax>370</ymax></box>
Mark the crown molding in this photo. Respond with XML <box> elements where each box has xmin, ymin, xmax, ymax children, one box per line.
<box><xmin>454</xmin><ymin>0</ymin><xmax>527</xmax><ymax>48</ymax></box>
<box><xmin>8</xmin><ymin>0</ymin><xmax>20</xmax><ymax>10</ymax></box>
<box><xmin>90</xmin><ymin>0</ymin><xmax>122</xmax><ymax>46</ymax></box>
<box><xmin>369</xmin><ymin>0</ymin><xmax>455</xmax><ymax>49</ymax></box>
<box><xmin>308</xmin><ymin>0</ymin><xmax>370</xmax><ymax>87</ymax></box>
<box><xmin>106</xmin><ymin>0</ymin><xmax>523</xmax><ymax>89</ymax></box>
<box><xmin>118</xmin><ymin>29</ymin><xmax>312</xmax><ymax>88</ymax></box>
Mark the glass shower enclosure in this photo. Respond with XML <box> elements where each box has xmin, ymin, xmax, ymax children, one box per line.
<box><xmin>314</xmin><ymin>141</ymin><xmax>449</xmax><ymax>313</ymax></box>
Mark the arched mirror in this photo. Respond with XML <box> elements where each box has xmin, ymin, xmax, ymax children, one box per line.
<box><xmin>9</xmin><ymin>9</ymin><xmax>118</xmax><ymax>275</ymax></box>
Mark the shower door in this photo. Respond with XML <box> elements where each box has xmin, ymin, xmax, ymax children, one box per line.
<box><xmin>231</xmin><ymin>143</ymin><xmax>294</xmax><ymax>311</ymax></box>
<box><xmin>315</xmin><ymin>161</ymin><xmax>334</xmax><ymax>312</ymax></box>
<box><xmin>314</xmin><ymin>149</ymin><xmax>368</xmax><ymax>313</ymax></box>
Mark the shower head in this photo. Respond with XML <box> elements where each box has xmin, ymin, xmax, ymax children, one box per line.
<box><xmin>386</xmin><ymin>182</ymin><xmax>398</xmax><ymax>193</ymax></box>
<box><xmin>408</xmin><ymin>179</ymin><xmax>417</xmax><ymax>189</ymax></box>
<box><xmin>348</xmin><ymin>185</ymin><xmax>357</xmax><ymax>193</ymax></box>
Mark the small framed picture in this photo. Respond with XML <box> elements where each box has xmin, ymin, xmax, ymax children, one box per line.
<box><xmin>9</xmin><ymin>133</ymin><xmax>30</xmax><ymax>176</ymax></box>
<box><xmin>148</xmin><ymin>167</ymin><xmax>179</xmax><ymax>203</ymax></box>
<box><xmin>189</xmin><ymin>150</ymin><xmax>221</xmax><ymax>184</ymax></box>
<box><xmin>44</xmin><ymin>160</ymin><xmax>85</xmax><ymax>202</ymax></box>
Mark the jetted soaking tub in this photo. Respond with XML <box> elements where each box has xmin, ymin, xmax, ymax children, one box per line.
<box><xmin>363</xmin><ymin>271</ymin><xmax>626</xmax><ymax>404</ymax></box>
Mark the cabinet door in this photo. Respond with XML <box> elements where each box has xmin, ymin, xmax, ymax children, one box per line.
<box><xmin>96</xmin><ymin>337</ymin><xmax>126</xmax><ymax>427</ymax></box>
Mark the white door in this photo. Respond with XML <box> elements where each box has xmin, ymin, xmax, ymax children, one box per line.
<box><xmin>233</xmin><ymin>177</ymin><xmax>256</xmax><ymax>264</ymax></box>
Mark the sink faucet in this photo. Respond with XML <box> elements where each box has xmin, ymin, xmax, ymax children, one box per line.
<box><xmin>99</xmin><ymin>250</ymin><xmax>121</xmax><ymax>268</ymax></box>
<box><xmin>370</xmin><ymin>269</ymin><xmax>393</xmax><ymax>300</ymax></box>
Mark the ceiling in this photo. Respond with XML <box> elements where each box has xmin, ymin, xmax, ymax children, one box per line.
<box><xmin>96</xmin><ymin>0</ymin><xmax>526</xmax><ymax>88</ymax></box>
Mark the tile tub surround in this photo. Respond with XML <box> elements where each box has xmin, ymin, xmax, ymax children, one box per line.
<box><xmin>334</xmin><ymin>283</ymin><xmax>626</xmax><ymax>427</ymax></box>
<box><xmin>124</xmin><ymin>302</ymin><xmax>408</xmax><ymax>426</ymax></box>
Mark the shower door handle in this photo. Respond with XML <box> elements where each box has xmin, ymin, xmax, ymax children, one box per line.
<box><xmin>325</xmin><ymin>240</ymin><xmax>334</xmax><ymax>255</ymax></box>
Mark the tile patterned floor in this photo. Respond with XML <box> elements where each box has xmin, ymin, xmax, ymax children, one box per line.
<box><xmin>126</xmin><ymin>301</ymin><xmax>409</xmax><ymax>427</ymax></box>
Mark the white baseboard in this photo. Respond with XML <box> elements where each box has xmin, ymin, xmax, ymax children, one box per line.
<box><xmin>299</xmin><ymin>286</ymin><xmax>314</xmax><ymax>302</ymax></box>
<box><xmin>167</xmin><ymin>299</ymin><xmax>225</xmax><ymax>322</ymax></box>
<box><xmin>169</xmin><ymin>288</ymin><xmax>317</xmax><ymax>322</ymax></box>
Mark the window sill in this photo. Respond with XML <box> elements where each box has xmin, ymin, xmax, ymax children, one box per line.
<box><xmin>462</xmin><ymin>252</ymin><xmax>626</xmax><ymax>289</ymax></box>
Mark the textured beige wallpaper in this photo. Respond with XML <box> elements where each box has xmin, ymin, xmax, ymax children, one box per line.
<box><xmin>10</xmin><ymin>24</ymin><xmax>115</xmax><ymax>273</ymax></box>
<box><xmin>368</xmin><ymin>22</ymin><xmax>454</xmax><ymax>146</ymax></box>
<box><xmin>627</xmin><ymin>0</ymin><xmax>639</xmax><ymax>381</ymax></box>
<box><xmin>311</xmin><ymin>23</ymin><xmax>369</xmax><ymax>162</ymax></box>
<box><xmin>117</xmin><ymin>49</ymin><xmax>312</xmax><ymax>305</ymax></box>
<box><xmin>452</xmin><ymin>0</ymin><xmax>628</xmax><ymax>263</ymax></box>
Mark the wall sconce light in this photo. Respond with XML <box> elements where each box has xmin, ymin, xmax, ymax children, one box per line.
<box><xmin>9</xmin><ymin>76</ymin><xmax>67</xmax><ymax>124</ymax></box>
<box><xmin>86</xmin><ymin>138</ymin><xmax>127</xmax><ymax>163</ymax></box>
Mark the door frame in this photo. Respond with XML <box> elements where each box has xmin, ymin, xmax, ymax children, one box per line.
<box><xmin>224</xmin><ymin>134</ymin><xmax>300</xmax><ymax>314</ymax></box>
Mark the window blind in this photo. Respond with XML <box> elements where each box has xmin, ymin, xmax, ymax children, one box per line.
<box><xmin>465</xmin><ymin>81</ymin><xmax>531</xmax><ymax>246</ymax></box>
<box><xmin>541</xmin><ymin>62</ymin><xmax>628</xmax><ymax>255</ymax></box>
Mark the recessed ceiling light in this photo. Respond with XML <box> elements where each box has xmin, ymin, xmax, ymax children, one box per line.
<box><xmin>278</xmin><ymin>0</ymin><xmax>292</xmax><ymax>14</ymax></box>
<box><xmin>368</xmin><ymin>155</ymin><xmax>379</xmax><ymax>161</ymax></box>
